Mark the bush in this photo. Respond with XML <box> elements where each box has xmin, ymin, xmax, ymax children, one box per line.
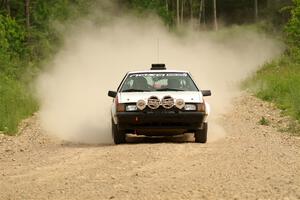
<box><xmin>286</xmin><ymin>0</ymin><xmax>300</xmax><ymax>44</ymax></box>
<box><xmin>285</xmin><ymin>0</ymin><xmax>300</xmax><ymax>59</ymax></box>
<box><xmin>0</xmin><ymin>75</ymin><xmax>38</xmax><ymax>134</ymax></box>
<box><xmin>0</xmin><ymin>15</ymin><xmax>27</xmax><ymax>78</ymax></box>
<box><xmin>0</xmin><ymin>1</ymin><xmax>100</xmax><ymax>135</ymax></box>
<box><xmin>245</xmin><ymin>56</ymin><xmax>300</xmax><ymax>121</ymax></box>
<box><xmin>259</xmin><ymin>117</ymin><xmax>270</xmax><ymax>126</ymax></box>
<box><xmin>127</xmin><ymin>0</ymin><xmax>173</xmax><ymax>26</ymax></box>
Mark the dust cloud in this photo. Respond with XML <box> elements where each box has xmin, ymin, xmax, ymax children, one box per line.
<box><xmin>36</xmin><ymin>13</ymin><xmax>282</xmax><ymax>144</ymax></box>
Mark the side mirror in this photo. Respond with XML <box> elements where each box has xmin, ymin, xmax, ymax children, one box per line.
<box><xmin>108</xmin><ymin>90</ymin><xmax>117</xmax><ymax>98</ymax></box>
<box><xmin>201</xmin><ymin>90</ymin><xmax>211</xmax><ymax>97</ymax></box>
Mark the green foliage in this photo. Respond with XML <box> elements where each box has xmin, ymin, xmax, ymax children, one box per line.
<box><xmin>0</xmin><ymin>15</ymin><xmax>27</xmax><ymax>78</ymax></box>
<box><xmin>0</xmin><ymin>15</ymin><xmax>34</xmax><ymax>134</ymax></box>
<box><xmin>0</xmin><ymin>15</ymin><xmax>26</xmax><ymax>55</ymax></box>
<box><xmin>285</xmin><ymin>0</ymin><xmax>300</xmax><ymax>59</ymax></box>
<box><xmin>0</xmin><ymin>75</ymin><xmax>38</xmax><ymax>134</ymax></box>
<box><xmin>0</xmin><ymin>0</ymin><xmax>102</xmax><ymax>135</ymax></box>
<box><xmin>245</xmin><ymin>1</ymin><xmax>300</xmax><ymax>134</ymax></box>
<box><xmin>127</xmin><ymin>0</ymin><xmax>173</xmax><ymax>26</ymax></box>
<box><xmin>286</xmin><ymin>0</ymin><xmax>300</xmax><ymax>46</ymax></box>
<box><xmin>245</xmin><ymin>56</ymin><xmax>300</xmax><ymax>122</ymax></box>
<box><xmin>259</xmin><ymin>117</ymin><xmax>270</xmax><ymax>126</ymax></box>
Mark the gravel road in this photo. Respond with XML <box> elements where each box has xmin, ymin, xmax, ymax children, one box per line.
<box><xmin>0</xmin><ymin>94</ymin><xmax>299</xmax><ymax>200</ymax></box>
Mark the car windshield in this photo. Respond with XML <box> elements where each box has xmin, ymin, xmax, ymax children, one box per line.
<box><xmin>120</xmin><ymin>72</ymin><xmax>199</xmax><ymax>92</ymax></box>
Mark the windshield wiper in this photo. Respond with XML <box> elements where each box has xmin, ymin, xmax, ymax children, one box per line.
<box><xmin>122</xmin><ymin>89</ymin><xmax>150</xmax><ymax>92</ymax></box>
<box><xmin>156</xmin><ymin>88</ymin><xmax>184</xmax><ymax>91</ymax></box>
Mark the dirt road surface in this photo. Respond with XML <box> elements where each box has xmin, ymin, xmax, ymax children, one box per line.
<box><xmin>0</xmin><ymin>94</ymin><xmax>299</xmax><ymax>200</ymax></box>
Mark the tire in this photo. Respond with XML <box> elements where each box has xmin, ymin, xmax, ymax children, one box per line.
<box><xmin>111</xmin><ymin>119</ymin><xmax>126</xmax><ymax>144</ymax></box>
<box><xmin>194</xmin><ymin>123</ymin><xmax>207</xmax><ymax>143</ymax></box>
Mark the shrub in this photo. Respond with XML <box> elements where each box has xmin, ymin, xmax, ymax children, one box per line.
<box><xmin>259</xmin><ymin>117</ymin><xmax>270</xmax><ymax>126</ymax></box>
<box><xmin>245</xmin><ymin>56</ymin><xmax>300</xmax><ymax>121</ymax></box>
<box><xmin>286</xmin><ymin>0</ymin><xmax>300</xmax><ymax>44</ymax></box>
<box><xmin>0</xmin><ymin>15</ymin><xmax>27</xmax><ymax>78</ymax></box>
<box><xmin>0</xmin><ymin>75</ymin><xmax>38</xmax><ymax>134</ymax></box>
<box><xmin>285</xmin><ymin>0</ymin><xmax>300</xmax><ymax>60</ymax></box>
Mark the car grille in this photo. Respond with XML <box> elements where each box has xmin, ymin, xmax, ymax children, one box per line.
<box><xmin>143</xmin><ymin>107</ymin><xmax>180</xmax><ymax>113</ymax></box>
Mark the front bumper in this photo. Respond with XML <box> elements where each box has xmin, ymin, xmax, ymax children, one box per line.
<box><xmin>116</xmin><ymin>110</ymin><xmax>206</xmax><ymax>134</ymax></box>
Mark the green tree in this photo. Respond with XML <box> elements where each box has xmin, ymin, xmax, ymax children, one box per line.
<box><xmin>127</xmin><ymin>0</ymin><xmax>173</xmax><ymax>25</ymax></box>
<box><xmin>0</xmin><ymin>15</ymin><xmax>26</xmax><ymax>78</ymax></box>
<box><xmin>286</xmin><ymin>0</ymin><xmax>300</xmax><ymax>50</ymax></box>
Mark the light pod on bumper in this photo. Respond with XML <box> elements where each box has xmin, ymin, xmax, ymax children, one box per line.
<box><xmin>175</xmin><ymin>99</ymin><xmax>185</xmax><ymax>109</ymax></box>
<box><xmin>136</xmin><ymin>99</ymin><xmax>146</xmax><ymax>110</ymax></box>
<box><xmin>161</xmin><ymin>96</ymin><xmax>174</xmax><ymax>109</ymax></box>
<box><xmin>147</xmin><ymin>96</ymin><xmax>160</xmax><ymax>109</ymax></box>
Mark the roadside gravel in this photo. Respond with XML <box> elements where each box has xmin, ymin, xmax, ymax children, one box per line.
<box><xmin>0</xmin><ymin>94</ymin><xmax>299</xmax><ymax>200</ymax></box>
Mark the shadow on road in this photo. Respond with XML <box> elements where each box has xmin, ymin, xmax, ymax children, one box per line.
<box><xmin>61</xmin><ymin>133</ymin><xmax>195</xmax><ymax>147</ymax></box>
<box><xmin>126</xmin><ymin>133</ymin><xmax>195</xmax><ymax>144</ymax></box>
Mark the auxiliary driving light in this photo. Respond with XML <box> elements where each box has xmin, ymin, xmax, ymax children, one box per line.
<box><xmin>175</xmin><ymin>99</ymin><xmax>185</xmax><ymax>109</ymax></box>
<box><xmin>136</xmin><ymin>99</ymin><xmax>146</xmax><ymax>110</ymax></box>
<box><xmin>147</xmin><ymin>96</ymin><xmax>160</xmax><ymax>109</ymax></box>
<box><xmin>161</xmin><ymin>96</ymin><xmax>174</xmax><ymax>109</ymax></box>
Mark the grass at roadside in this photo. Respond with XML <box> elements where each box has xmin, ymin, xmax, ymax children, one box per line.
<box><xmin>0</xmin><ymin>75</ymin><xmax>38</xmax><ymax>135</ymax></box>
<box><xmin>244</xmin><ymin>55</ymin><xmax>300</xmax><ymax>135</ymax></box>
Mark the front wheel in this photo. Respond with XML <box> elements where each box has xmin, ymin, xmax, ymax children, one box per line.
<box><xmin>111</xmin><ymin>119</ymin><xmax>126</xmax><ymax>144</ymax></box>
<box><xmin>194</xmin><ymin>123</ymin><xmax>207</xmax><ymax>143</ymax></box>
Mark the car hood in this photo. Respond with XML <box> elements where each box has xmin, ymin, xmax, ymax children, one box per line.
<box><xmin>118</xmin><ymin>91</ymin><xmax>203</xmax><ymax>103</ymax></box>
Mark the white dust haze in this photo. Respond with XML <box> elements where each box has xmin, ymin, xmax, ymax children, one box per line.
<box><xmin>36</xmin><ymin>16</ymin><xmax>282</xmax><ymax>144</ymax></box>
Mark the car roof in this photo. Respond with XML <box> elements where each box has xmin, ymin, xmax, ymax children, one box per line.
<box><xmin>127</xmin><ymin>70</ymin><xmax>190</xmax><ymax>74</ymax></box>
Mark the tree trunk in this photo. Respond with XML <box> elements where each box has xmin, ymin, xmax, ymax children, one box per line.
<box><xmin>203</xmin><ymin>0</ymin><xmax>206</xmax><ymax>26</ymax></box>
<box><xmin>24</xmin><ymin>0</ymin><xmax>30</xmax><ymax>28</ymax></box>
<box><xmin>6</xmin><ymin>0</ymin><xmax>10</xmax><ymax>16</ymax></box>
<box><xmin>266</xmin><ymin>0</ymin><xmax>270</xmax><ymax>8</ymax></box>
<box><xmin>190</xmin><ymin>0</ymin><xmax>193</xmax><ymax>21</ymax></box>
<box><xmin>213</xmin><ymin>0</ymin><xmax>218</xmax><ymax>31</ymax></box>
<box><xmin>254</xmin><ymin>0</ymin><xmax>258</xmax><ymax>21</ymax></box>
<box><xmin>199</xmin><ymin>0</ymin><xmax>203</xmax><ymax>25</ymax></box>
<box><xmin>181</xmin><ymin>0</ymin><xmax>184</xmax><ymax>24</ymax></box>
<box><xmin>165</xmin><ymin>0</ymin><xmax>168</xmax><ymax>12</ymax></box>
<box><xmin>177</xmin><ymin>0</ymin><xmax>180</xmax><ymax>26</ymax></box>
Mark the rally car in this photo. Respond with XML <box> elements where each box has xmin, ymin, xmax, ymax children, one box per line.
<box><xmin>108</xmin><ymin>64</ymin><xmax>211</xmax><ymax>144</ymax></box>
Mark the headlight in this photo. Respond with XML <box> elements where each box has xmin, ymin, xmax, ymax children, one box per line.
<box><xmin>184</xmin><ymin>104</ymin><xmax>197</xmax><ymax>111</ymax></box>
<box><xmin>126</xmin><ymin>105</ymin><xmax>138</xmax><ymax>111</ymax></box>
